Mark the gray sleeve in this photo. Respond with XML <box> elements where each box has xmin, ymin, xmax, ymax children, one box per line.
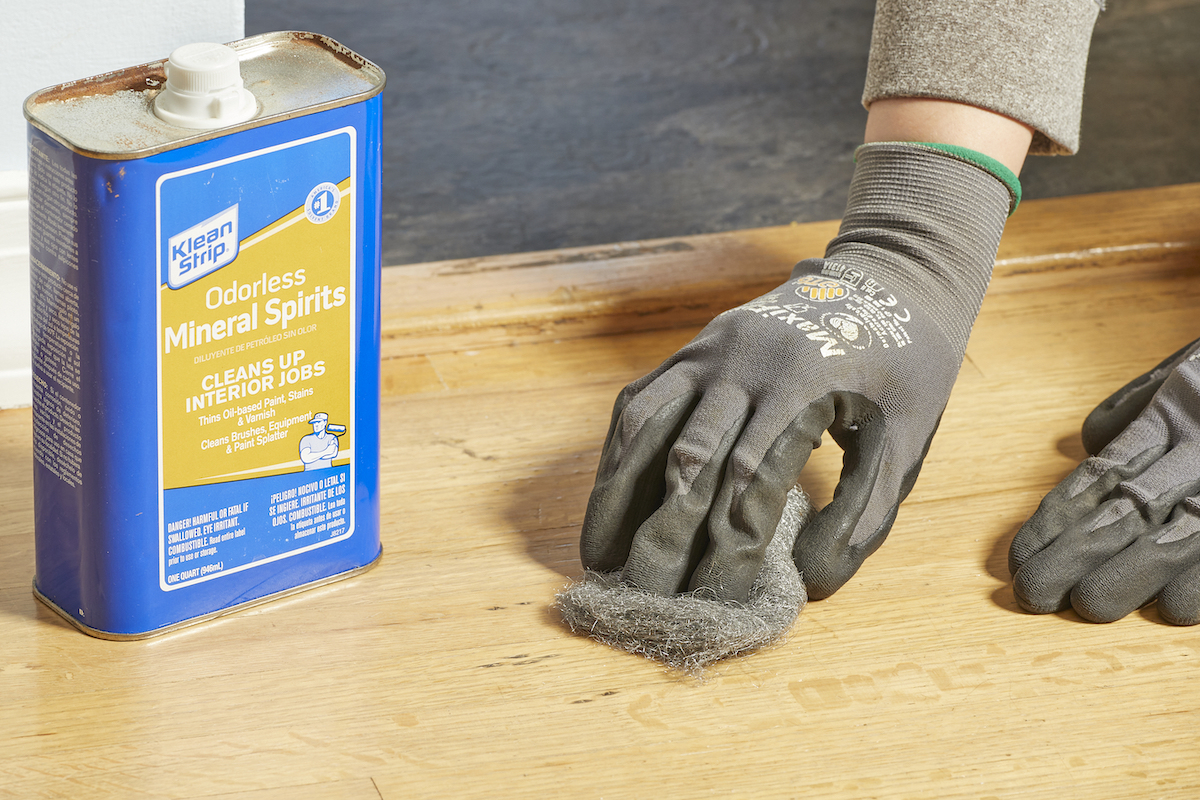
<box><xmin>863</xmin><ymin>0</ymin><xmax>1102</xmax><ymax>155</ymax></box>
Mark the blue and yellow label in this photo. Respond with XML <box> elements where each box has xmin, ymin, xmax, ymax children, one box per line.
<box><xmin>155</xmin><ymin>128</ymin><xmax>357</xmax><ymax>590</ymax></box>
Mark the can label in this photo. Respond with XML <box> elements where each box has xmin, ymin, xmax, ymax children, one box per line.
<box><xmin>29</xmin><ymin>146</ymin><xmax>84</xmax><ymax>490</ymax></box>
<box><xmin>156</xmin><ymin>128</ymin><xmax>357</xmax><ymax>590</ymax></box>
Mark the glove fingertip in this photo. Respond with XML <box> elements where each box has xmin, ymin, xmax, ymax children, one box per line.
<box><xmin>1156</xmin><ymin>563</ymin><xmax>1200</xmax><ymax>626</ymax></box>
<box><xmin>1069</xmin><ymin>584</ymin><xmax>1128</xmax><ymax>624</ymax></box>
<box><xmin>792</xmin><ymin>511</ymin><xmax>893</xmax><ymax>601</ymax></box>
<box><xmin>1157</xmin><ymin>602</ymin><xmax>1200</xmax><ymax>627</ymax></box>
<box><xmin>1007</xmin><ymin>525</ymin><xmax>1043</xmax><ymax>579</ymax></box>
<box><xmin>1010</xmin><ymin>564</ymin><xmax>1071</xmax><ymax>615</ymax></box>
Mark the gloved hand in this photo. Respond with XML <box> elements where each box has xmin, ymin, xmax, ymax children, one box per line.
<box><xmin>1080</xmin><ymin>337</ymin><xmax>1200</xmax><ymax>455</ymax></box>
<box><xmin>1010</xmin><ymin>337</ymin><xmax>1200</xmax><ymax>624</ymax></box>
<box><xmin>580</xmin><ymin>142</ymin><xmax>1017</xmax><ymax>602</ymax></box>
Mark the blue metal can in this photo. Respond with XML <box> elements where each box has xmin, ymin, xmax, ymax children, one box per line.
<box><xmin>25</xmin><ymin>32</ymin><xmax>385</xmax><ymax>638</ymax></box>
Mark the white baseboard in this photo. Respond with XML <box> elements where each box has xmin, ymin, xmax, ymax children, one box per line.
<box><xmin>0</xmin><ymin>170</ymin><xmax>30</xmax><ymax>409</ymax></box>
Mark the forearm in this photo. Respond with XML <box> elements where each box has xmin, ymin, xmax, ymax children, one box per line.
<box><xmin>864</xmin><ymin>98</ymin><xmax>1033</xmax><ymax>177</ymax></box>
<box><xmin>863</xmin><ymin>0</ymin><xmax>1101</xmax><ymax>157</ymax></box>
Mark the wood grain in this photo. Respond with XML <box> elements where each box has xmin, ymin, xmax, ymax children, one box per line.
<box><xmin>3</xmin><ymin>183</ymin><xmax>1200</xmax><ymax>799</ymax></box>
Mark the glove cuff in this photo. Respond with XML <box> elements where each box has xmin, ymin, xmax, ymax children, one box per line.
<box><xmin>893</xmin><ymin>142</ymin><xmax>1023</xmax><ymax>215</ymax></box>
<box><xmin>809</xmin><ymin>141</ymin><xmax>1012</xmax><ymax>356</ymax></box>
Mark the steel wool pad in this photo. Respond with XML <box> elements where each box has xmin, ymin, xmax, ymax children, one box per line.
<box><xmin>555</xmin><ymin>488</ymin><xmax>813</xmax><ymax>673</ymax></box>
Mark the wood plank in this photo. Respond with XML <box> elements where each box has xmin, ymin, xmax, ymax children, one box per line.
<box><xmin>380</xmin><ymin>182</ymin><xmax>1200</xmax><ymax>358</ymax></box>
<box><xmin>2</xmin><ymin>183</ymin><xmax>1200</xmax><ymax>799</ymax></box>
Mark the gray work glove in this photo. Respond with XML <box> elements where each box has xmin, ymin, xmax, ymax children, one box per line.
<box><xmin>1080</xmin><ymin>337</ymin><xmax>1200</xmax><ymax>456</ymax></box>
<box><xmin>1010</xmin><ymin>337</ymin><xmax>1200</xmax><ymax>624</ymax></box>
<box><xmin>580</xmin><ymin>142</ymin><xmax>1017</xmax><ymax>602</ymax></box>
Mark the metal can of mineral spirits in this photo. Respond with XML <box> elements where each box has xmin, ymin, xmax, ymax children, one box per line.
<box><xmin>25</xmin><ymin>32</ymin><xmax>385</xmax><ymax>638</ymax></box>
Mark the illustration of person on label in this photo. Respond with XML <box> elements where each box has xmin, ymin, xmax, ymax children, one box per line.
<box><xmin>299</xmin><ymin>412</ymin><xmax>345</xmax><ymax>470</ymax></box>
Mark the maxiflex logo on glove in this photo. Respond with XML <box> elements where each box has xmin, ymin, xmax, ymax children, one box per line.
<box><xmin>737</xmin><ymin>269</ymin><xmax>914</xmax><ymax>358</ymax></box>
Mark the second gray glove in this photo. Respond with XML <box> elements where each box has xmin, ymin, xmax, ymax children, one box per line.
<box><xmin>1011</xmin><ymin>337</ymin><xmax>1200</xmax><ymax>624</ymax></box>
<box><xmin>581</xmin><ymin>142</ymin><xmax>1017</xmax><ymax>602</ymax></box>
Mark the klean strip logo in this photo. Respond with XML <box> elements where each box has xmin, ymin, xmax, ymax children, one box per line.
<box><xmin>168</xmin><ymin>205</ymin><xmax>240</xmax><ymax>289</ymax></box>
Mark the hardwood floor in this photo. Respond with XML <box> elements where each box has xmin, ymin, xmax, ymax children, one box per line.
<box><xmin>3</xmin><ymin>183</ymin><xmax>1199</xmax><ymax>799</ymax></box>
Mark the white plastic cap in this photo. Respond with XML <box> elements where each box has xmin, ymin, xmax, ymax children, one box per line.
<box><xmin>153</xmin><ymin>43</ymin><xmax>257</xmax><ymax>129</ymax></box>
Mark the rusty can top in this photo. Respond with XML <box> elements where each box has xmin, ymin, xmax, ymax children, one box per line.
<box><xmin>24</xmin><ymin>31</ymin><xmax>386</xmax><ymax>160</ymax></box>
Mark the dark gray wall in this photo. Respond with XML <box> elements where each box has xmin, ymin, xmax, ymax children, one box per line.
<box><xmin>247</xmin><ymin>1</ymin><xmax>1200</xmax><ymax>265</ymax></box>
